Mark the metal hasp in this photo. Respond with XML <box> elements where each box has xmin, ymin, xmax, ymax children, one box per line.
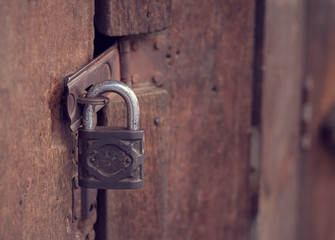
<box><xmin>78</xmin><ymin>80</ymin><xmax>144</xmax><ymax>189</ymax></box>
<box><xmin>63</xmin><ymin>35</ymin><xmax>168</xmax><ymax>131</ymax></box>
<box><xmin>63</xmin><ymin>43</ymin><xmax>120</xmax><ymax>131</ymax></box>
<box><xmin>71</xmin><ymin>177</ymin><xmax>97</xmax><ymax>221</ymax></box>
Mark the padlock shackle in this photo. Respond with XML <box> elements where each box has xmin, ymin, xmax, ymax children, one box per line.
<box><xmin>82</xmin><ymin>80</ymin><xmax>140</xmax><ymax>130</ymax></box>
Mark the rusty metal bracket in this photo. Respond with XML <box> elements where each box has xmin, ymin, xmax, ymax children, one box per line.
<box><xmin>64</xmin><ymin>43</ymin><xmax>120</xmax><ymax>131</ymax></box>
<box><xmin>72</xmin><ymin>177</ymin><xmax>97</xmax><ymax>222</ymax></box>
<box><xmin>119</xmin><ymin>33</ymin><xmax>170</xmax><ymax>87</ymax></box>
<box><xmin>64</xmin><ymin>33</ymin><xmax>169</xmax><ymax>131</ymax></box>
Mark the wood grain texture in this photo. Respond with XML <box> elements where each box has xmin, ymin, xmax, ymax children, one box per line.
<box><xmin>300</xmin><ymin>0</ymin><xmax>335</xmax><ymax>239</ymax></box>
<box><xmin>163</xmin><ymin>0</ymin><xmax>254</xmax><ymax>239</ymax></box>
<box><xmin>98</xmin><ymin>87</ymin><xmax>169</xmax><ymax>240</ymax></box>
<box><xmin>101</xmin><ymin>3</ymin><xmax>256</xmax><ymax>237</ymax></box>
<box><xmin>0</xmin><ymin>1</ymin><xmax>94</xmax><ymax>239</ymax></box>
<box><xmin>95</xmin><ymin>0</ymin><xmax>171</xmax><ymax>37</ymax></box>
<box><xmin>98</xmin><ymin>0</ymin><xmax>255</xmax><ymax>239</ymax></box>
<box><xmin>256</xmin><ymin>1</ymin><xmax>305</xmax><ymax>240</ymax></box>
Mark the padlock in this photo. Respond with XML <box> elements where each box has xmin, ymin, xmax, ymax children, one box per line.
<box><xmin>78</xmin><ymin>80</ymin><xmax>144</xmax><ymax>189</ymax></box>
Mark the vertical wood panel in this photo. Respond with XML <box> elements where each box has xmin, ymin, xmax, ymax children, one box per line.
<box><xmin>258</xmin><ymin>1</ymin><xmax>335</xmax><ymax>240</ymax></box>
<box><xmin>300</xmin><ymin>0</ymin><xmax>335</xmax><ymax>239</ymax></box>
<box><xmin>164</xmin><ymin>0</ymin><xmax>254</xmax><ymax>239</ymax></box>
<box><xmin>257</xmin><ymin>1</ymin><xmax>305</xmax><ymax>240</ymax></box>
<box><xmin>100</xmin><ymin>0</ymin><xmax>255</xmax><ymax>239</ymax></box>
<box><xmin>0</xmin><ymin>1</ymin><xmax>94</xmax><ymax>239</ymax></box>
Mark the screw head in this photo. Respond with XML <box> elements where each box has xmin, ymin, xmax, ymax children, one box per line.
<box><xmin>152</xmin><ymin>73</ymin><xmax>164</xmax><ymax>87</ymax></box>
<box><xmin>154</xmin><ymin>117</ymin><xmax>160</xmax><ymax>126</ymax></box>
<box><xmin>88</xmin><ymin>155</ymin><xmax>96</xmax><ymax>164</ymax></box>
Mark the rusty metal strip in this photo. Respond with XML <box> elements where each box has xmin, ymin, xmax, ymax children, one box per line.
<box><xmin>64</xmin><ymin>33</ymin><xmax>169</xmax><ymax>131</ymax></box>
<box><xmin>118</xmin><ymin>32</ymin><xmax>169</xmax><ymax>88</ymax></box>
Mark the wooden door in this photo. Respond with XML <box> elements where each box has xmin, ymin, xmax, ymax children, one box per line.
<box><xmin>6</xmin><ymin>0</ymin><xmax>335</xmax><ymax>240</ymax></box>
<box><xmin>257</xmin><ymin>0</ymin><xmax>335</xmax><ymax>240</ymax></box>
<box><xmin>0</xmin><ymin>1</ymin><xmax>96</xmax><ymax>239</ymax></box>
<box><xmin>92</xmin><ymin>0</ymin><xmax>255</xmax><ymax>240</ymax></box>
<box><xmin>0</xmin><ymin>0</ymin><xmax>254</xmax><ymax>239</ymax></box>
<box><xmin>0</xmin><ymin>1</ymin><xmax>255</xmax><ymax>239</ymax></box>
<box><xmin>0</xmin><ymin>0</ymin><xmax>255</xmax><ymax>239</ymax></box>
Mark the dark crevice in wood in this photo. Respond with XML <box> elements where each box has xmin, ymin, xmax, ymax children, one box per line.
<box><xmin>251</xmin><ymin>0</ymin><xmax>265</xmax><ymax>126</ymax></box>
<box><xmin>94</xmin><ymin>190</ymin><xmax>107</xmax><ymax>240</ymax></box>
<box><xmin>94</xmin><ymin>23</ymin><xmax>118</xmax><ymax>57</ymax></box>
<box><xmin>93</xmin><ymin>22</ymin><xmax>114</xmax><ymax>240</ymax></box>
<box><xmin>249</xmin><ymin>1</ymin><xmax>265</xmax><ymax>239</ymax></box>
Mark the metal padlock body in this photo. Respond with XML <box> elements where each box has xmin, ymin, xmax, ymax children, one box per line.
<box><xmin>77</xmin><ymin>80</ymin><xmax>144</xmax><ymax>189</ymax></box>
<box><xmin>79</xmin><ymin>126</ymin><xmax>144</xmax><ymax>189</ymax></box>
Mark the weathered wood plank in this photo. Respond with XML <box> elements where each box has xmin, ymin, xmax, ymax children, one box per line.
<box><xmin>300</xmin><ymin>0</ymin><xmax>335</xmax><ymax>239</ymax></box>
<box><xmin>256</xmin><ymin>1</ymin><xmax>305</xmax><ymax>240</ymax></box>
<box><xmin>258</xmin><ymin>1</ymin><xmax>335</xmax><ymax>239</ymax></box>
<box><xmin>163</xmin><ymin>0</ymin><xmax>254</xmax><ymax>239</ymax></box>
<box><xmin>95</xmin><ymin>0</ymin><xmax>171</xmax><ymax>36</ymax></box>
<box><xmin>0</xmin><ymin>1</ymin><xmax>94</xmax><ymax>239</ymax></box>
<box><xmin>98</xmin><ymin>0</ymin><xmax>255</xmax><ymax>239</ymax></box>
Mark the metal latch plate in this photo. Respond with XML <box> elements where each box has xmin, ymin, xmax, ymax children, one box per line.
<box><xmin>64</xmin><ymin>43</ymin><xmax>120</xmax><ymax>131</ymax></box>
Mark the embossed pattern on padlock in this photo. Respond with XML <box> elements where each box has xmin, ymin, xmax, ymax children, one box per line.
<box><xmin>78</xmin><ymin>80</ymin><xmax>144</xmax><ymax>189</ymax></box>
